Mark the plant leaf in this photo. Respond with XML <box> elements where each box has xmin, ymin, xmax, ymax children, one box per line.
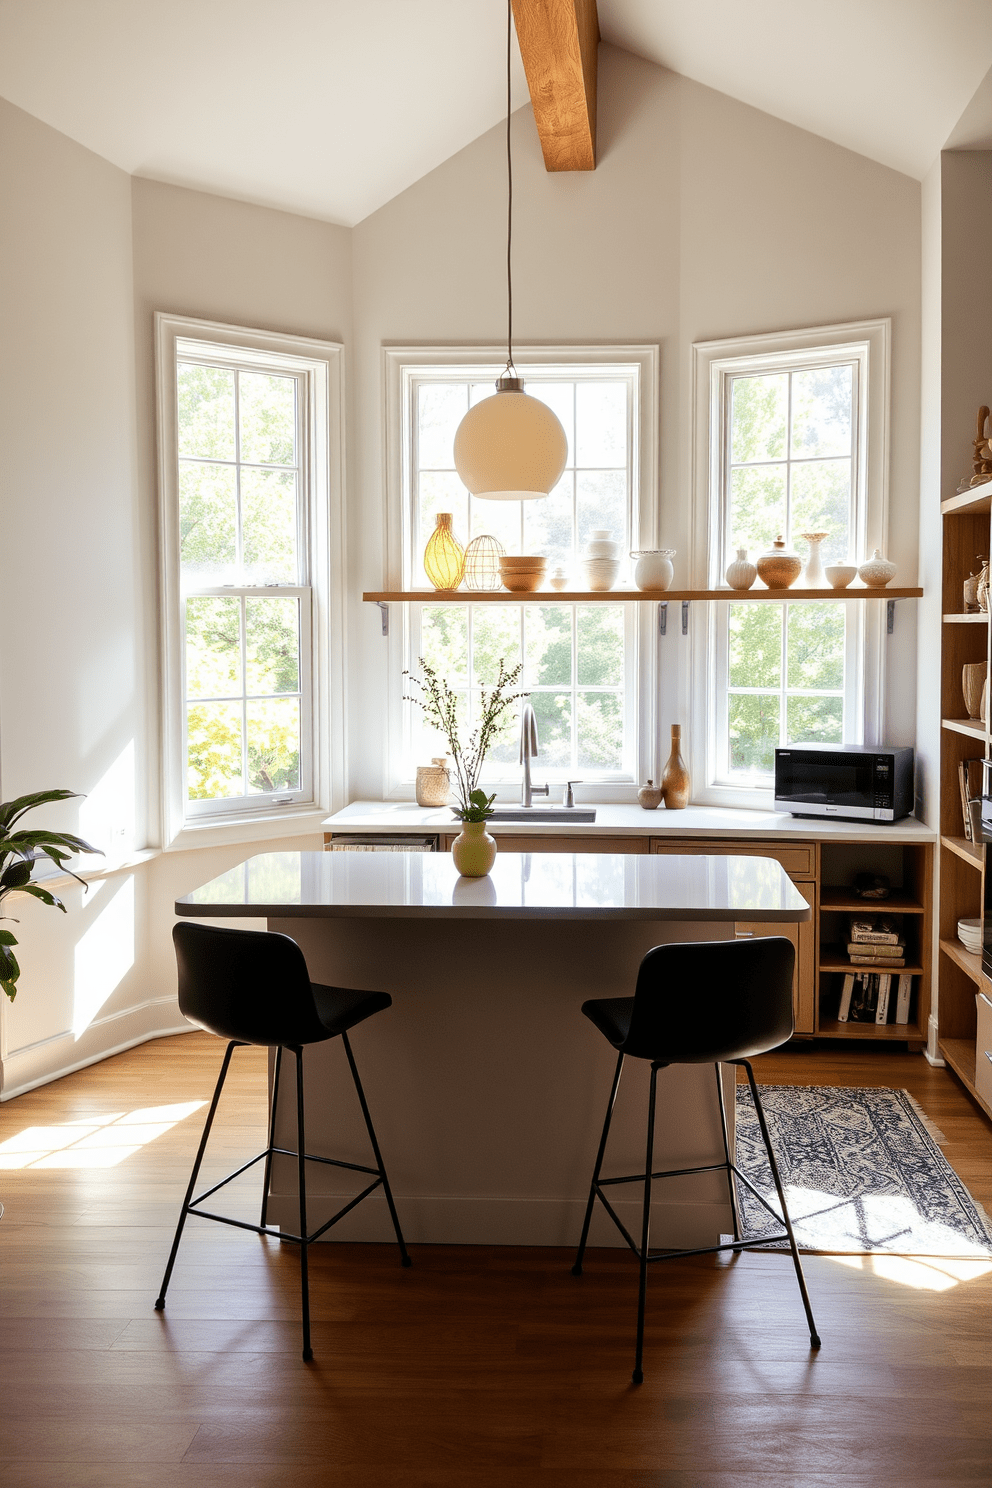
<box><xmin>14</xmin><ymin>884</ymin><xmax>66</xmax><ymax>911</ymax></box>
<box><xmin>0</xmin><ymin>861</ymin><xmax>32</xmax><ymax>890</ymax></box>
<box><xmin>0</xmin><ymin>789</ymin><xmax>81</xmax><ymax>832</ymax></box>
<box><xmin>0</xmin><ymin>929</ymin><xmax>18</xmax><ymax>945</ymax></box>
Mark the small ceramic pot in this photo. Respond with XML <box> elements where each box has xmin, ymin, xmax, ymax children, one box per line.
<box><xmin>548</xmin><ymin>567</ymin><xmax>570</xmax><ymax>591</ymax></box>
<box><xmin>582</xmin><ymin>557</ymin><xmax>620</xmax><ymax>592</ymax></box>
<box><xmin>637</xmin><ymin>779</ymin><xmax>663</xmax><ymax>810</ymax></box>
<box><xmin>962</xmin><ymin>662</ymin><xmax>987</xmax><ymax>720</ymax></box>
<box><xmin>858</xmin><ymin>549</ymin><xmax>896</xmax><ymax>588</ymax></box>
<box><xmin>584</xmin><ymin>529</ymin><xmax>619</xmax><ymax>560</ymax></box>
<box><xmin>725</xmin><ymin>548</ymin><xmax>757</xmax><ymax>591</ymax></box>
<box><xmin>451</xmin><ymin>820</ymin><xmax>497</xmax><ymax>877</ymax></box>
<box><xmin>756</xmin><ymin>536</ymin><xmax>802</xmax><ymax>589</ymax></box>
<box><xmin>631</xmin><ymin>550</ymin><xmax>675</xmax><ymax>590</ymax></box>
<box><xmin>824</xmin><ymin>565</ymin><xmax>857</xmax><ymax>589</ymax></box>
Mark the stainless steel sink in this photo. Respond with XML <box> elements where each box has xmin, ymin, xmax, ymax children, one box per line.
<box><xmin>487</xmin><ymin>807</ymin><xmax>597</xmax><ymax>823</ymax></box>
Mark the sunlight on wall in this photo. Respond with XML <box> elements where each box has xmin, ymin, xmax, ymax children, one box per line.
<box><xmin>79</xmin><ymin>739</ymin><xmax>136</xmax><ymax>856</ymax></box>
<box><xmin>72</xmin><ymin>875</ymin><xmax>135</xmax><ymax>1038</ymax></box>
<box><xmin>829</xmin><ymin>1252</ymin><xmax>992</xmax><ymax>1291</ymax></box>
<box><xmin>0</xmin><ymin>1101</ymin><xmax>205</xmax><ymax>1169</ymax></box>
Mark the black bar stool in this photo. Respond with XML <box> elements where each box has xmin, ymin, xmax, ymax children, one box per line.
<box><xmin>571</xmin><ymin>935</ymin><xmax>820</xmax><ymax>1383</ymax></box>
<box><xmin>155</xmin><ymin>922</ymin><xmax>410</xmax><ymax>1361</ymax></box>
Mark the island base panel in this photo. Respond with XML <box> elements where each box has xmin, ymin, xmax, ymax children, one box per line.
<box><xmin>264</xmin><ymin>917</ymin><xmax>737</xmax><ymax>1248</ymax></box>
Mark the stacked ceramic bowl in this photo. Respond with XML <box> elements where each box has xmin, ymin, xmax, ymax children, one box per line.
<box><xmin>499</xmin><ymin>555</ymin><xmax>548</xmax><ymax>592</ymax></box>
<box><xmin>581</xmin><ymin>529</ymin><xmax>621</xmax><ymax>592</ymax></box>
<box><xmin>957</xmin><ymin>917</ymin><xmax>982</xmax><ymax>955</ymax></box>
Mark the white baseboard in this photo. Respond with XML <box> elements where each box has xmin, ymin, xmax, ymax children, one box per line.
<box><xmin>0</xmin><ymin>999</ymin><xmax>192</xmax><ymax>1100</ymax></box>
<box><xmin>264</xmin><ymin>1190</ymin><xmax>731</xmax><ymax>1250</ymax></box>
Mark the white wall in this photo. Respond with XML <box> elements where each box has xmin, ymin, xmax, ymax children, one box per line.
<box><xmin>349</xmin><ymin>46</ymin><xmax>922</xmax><ymax>797</ymax></box>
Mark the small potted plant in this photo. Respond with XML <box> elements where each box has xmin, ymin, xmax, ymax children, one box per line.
<box><xmin>0</xmin><ymin>790</ymin><xmax>100</xmax><ymax>1001</ymax></box>
<box><xmin>405</xmin><ymin>658</ymin><xmax>526</xmax><ymax>877</ymax></box>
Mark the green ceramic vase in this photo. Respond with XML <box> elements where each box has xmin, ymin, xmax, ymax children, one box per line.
<box><xmin>451</xmin><ymin>820</ymin><xmax>497</xmax><ymax>878</ymax></box>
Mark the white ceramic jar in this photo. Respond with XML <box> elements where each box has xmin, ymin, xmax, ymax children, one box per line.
<box><xmin>582</xmin><ymin>557</ymin><xmax>620</xmax><ymax>591</ymax></box>
<box><xmin>630</xmin><ymin>550</ymin><xmax>675</xmax><ymax>590</ymax></box>
<box><xmin>858</xmin><ymin>549</ymin><xmax>896</xmax><ymax>588</ymax></box>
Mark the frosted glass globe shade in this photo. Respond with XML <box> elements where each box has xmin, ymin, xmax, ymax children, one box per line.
<box><xmin>453</xmin><ymin>388</ymin><xmax>567</xmax><ymax>500</ymax></box>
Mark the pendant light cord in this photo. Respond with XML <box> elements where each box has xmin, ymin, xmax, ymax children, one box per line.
<box><xmin>504</xmin><ymin>0</ymin><xmax>515</xmax><ymax>380</ymax></box>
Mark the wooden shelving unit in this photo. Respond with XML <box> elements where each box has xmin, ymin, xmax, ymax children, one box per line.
<box><xmin>816</xmin><ymin>840</ymin><xmax>932</xmax><ymax>1050</ymax></box>
<box><xmin>364</xmin><ymin>586</ymin><xmax>923</xmax><ymax>604</ymax></box>
<box><xmin>937</xmin><ymin>477</ymin><xmax>992</xmax><ymax>1120</ymax></box>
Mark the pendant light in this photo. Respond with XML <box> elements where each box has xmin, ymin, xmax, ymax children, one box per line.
<box><xmin>452</xmin><ymin>0</ymin><xmax>568</xmax><ymax>501</ymax></box>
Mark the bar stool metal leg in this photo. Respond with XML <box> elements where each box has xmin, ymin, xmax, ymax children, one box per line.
<box><xmin>294</xmin><ymin>1047</ymin><xmax>313</xmax><ymax>1362</ymax></box>
<box><xmin>342</xmin><ymin>1031</ymin><xmax>411</xmax><ymax>1267</ymax></box>
<box><xmin>572</xmin><ymin>1051</ymin><xmax>625</xmax><ymax>1277</ymax></box>
<box><xmin>740</xmin><ymin>1059</ymin><xmax>821</xmax><ymax>1349</ymax></box>
<box><xmin>259</xmin><ymin>1045</ymin><xmax>284</xmax><ymax>1230</ymax></box>
<box><xmin>714</xmin><ymin>1061</ymin><xmax>741</xmax><ymax>1245</ymax></box>
<box><xmin>632</xmin><ymin>1061</ymin><xmax>660</xmax><ymax>1385</ymax></box>
<box><xmin>155</xmin><ymin>1040</ymin><xmax>242</xmax><ymax>1311</ymax></box>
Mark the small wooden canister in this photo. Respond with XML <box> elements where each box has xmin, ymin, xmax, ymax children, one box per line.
<box><xmin>415</xmin><ymin>756</ymin><xmax>452</xmax><ymax>806</ymax></box>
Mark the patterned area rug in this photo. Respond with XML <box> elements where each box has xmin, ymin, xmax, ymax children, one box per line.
<box><xmin>734</xmin><ymin>1085</ymin><xmax>992</xmax><ymax>1257</ymax></box>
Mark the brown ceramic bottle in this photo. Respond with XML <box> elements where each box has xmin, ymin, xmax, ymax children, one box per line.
<box><xmin>661</xmin><ymin>724</ymin><xmax>690</xmax><ymax>809</ymax></box>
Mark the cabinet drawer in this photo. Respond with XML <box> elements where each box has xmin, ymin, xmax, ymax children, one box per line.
<box><xmin>977</xmin><ymin>993</ymin><xmax>992</xmax><ymax>1110</ymax></box>
<box><xmin>649</xmin><ymin>839</ymin><xmax>815</xmax><ymax>880</ymax></box>
<box><xmin>736</xmin><ymin>878</ymin><xmax>816</xmax><ymax>1034</ymax></box>
<box><xmin>440</xmin><ymin>834</ymin><xmax>647</xmax><ymax>854</ymax></box>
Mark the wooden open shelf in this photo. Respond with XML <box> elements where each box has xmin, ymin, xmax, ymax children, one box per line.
<box><xmin>941</xmin><ymin>717</ymin><xmax>987</xmax><ymax>741</ymax></box>
<box><xmin>942</xmin><ymin>834</ymin><xmax>983</xmax><ymax>869</ymax></box>
<box><xmin>819</xmin><ymin>945</ymin><xmax>922</xmax><ymax>974</ymax></box>
<box><xmin>938</xmin><ymin>1037</ymin><xmax>992</xmax><ymax>1121</ymax></box>
<box><xmin>941</xmin><ymin>478</ymin><xmax>992</xmax><ymax>515</ymax></box>
<box><xmin>943</xmin><ymin>612</ymin><xmax>989</xmax><ymax>624</ymax></box>
<box><xmin>939</xmin><ymin>937</ymin><xmax>985</xmax><ymax>987</ymax></box>
<box><xmin>365</xmin><ymin>586</ymin><xmax>923</xmax><ymax>604</ymax></box>
<box><xmin>819</xmin><ymin>887</ymin><xmax>924</xmax><ymax>914</ymax></box>
<box><xmin>819</xmin><ymin>1017</ymin><xmax>925</xmax><ymax>1041</ymax></box>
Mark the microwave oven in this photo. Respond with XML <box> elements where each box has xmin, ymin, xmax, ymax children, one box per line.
<box><xmin>774</xmin><ymin>744</ymin><xmax>914</xmax><ymax>822</ymax></box>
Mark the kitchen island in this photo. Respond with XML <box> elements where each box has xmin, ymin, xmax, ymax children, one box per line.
<box><xmin>177</xmin><ymin>849</ymin><xmax>811</xmax><ymax>1249</ymax></box>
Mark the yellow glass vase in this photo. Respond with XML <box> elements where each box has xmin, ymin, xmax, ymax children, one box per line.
<box><xmin>424</xmin><ymin>512</ymin><xmax>465</xmax><ymax>591</ymax></box>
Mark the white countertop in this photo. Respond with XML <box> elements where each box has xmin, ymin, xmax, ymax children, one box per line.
<box><xmin>322</xmin><ymin>800</ymin><xmax>936</xmax><ymax>842</ymax></box>
<box><xmin>176</xmin><ymin>850</ymin><xmax>811</xmax><ymax>921</ymax></box>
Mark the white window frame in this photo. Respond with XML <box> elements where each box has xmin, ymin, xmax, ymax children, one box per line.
<box><xmin>688</xmin><ymin>319</ymin><xmax>890</xmax><ymax>809</ymax></box>
<box><xmin>380</xmin><ymin>345</ymin><xmax>659</xmax><ymax>800</ymax></box>
<box><xmin>156</xmin><ymin>314</ymin><xmax>347</xmax><ymax>848</ymax></box>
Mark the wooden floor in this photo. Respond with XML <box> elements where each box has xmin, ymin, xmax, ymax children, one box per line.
<box><xmin>1</xmin><ymin>1033</ymin><xmax>991</xmax><ymax>1486</ymax></box>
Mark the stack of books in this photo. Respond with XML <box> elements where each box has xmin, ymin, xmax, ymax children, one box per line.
<box><xmin>846</xmin><ymin>913</ymin><xmax>906</xmax><ymax>968</ymax></box>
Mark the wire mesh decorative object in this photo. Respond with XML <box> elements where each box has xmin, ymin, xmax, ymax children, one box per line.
<box><xmin>463</xmin><ymin>534</ymin><xmax>506</xmax><ymax>591</ymax></box>
<box><xmin>423</xmin><ymin>512</ymin><xmax>465</xmax><ymax>590</ymax></box>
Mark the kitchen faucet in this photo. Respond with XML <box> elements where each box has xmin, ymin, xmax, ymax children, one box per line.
<box><xmin>519</xmin><ymin>703</ymin><xmax>550</xmax><ymax>808</ymax></box>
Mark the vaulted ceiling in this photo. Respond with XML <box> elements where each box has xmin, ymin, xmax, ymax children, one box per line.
<box><xmin>0</xmin><ymin>0</ymin><xmax>989</xmax><ymax>227</ymax></box>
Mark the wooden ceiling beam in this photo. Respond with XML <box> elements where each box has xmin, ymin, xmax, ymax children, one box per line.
<box><xmin>511</xmin><ymin>0</ymin><xmax>599</xmax><ymax>172</ymax></box>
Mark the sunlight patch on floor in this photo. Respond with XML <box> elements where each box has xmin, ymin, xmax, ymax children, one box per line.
<box><xmin>0</xmin><ymin>1101</ymin><xmax>205</xmax><ymax>1169</ymax></box>
<box><xmin>828</xmin><ymin>1252</ymin><xmax>992</xmax><ymax>1290</ymax></box>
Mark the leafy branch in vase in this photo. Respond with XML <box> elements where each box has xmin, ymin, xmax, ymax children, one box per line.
<box><xmin>404</xmin><ymin>657</ymin><xmax>528</xmax><ymax>819</ymax></box>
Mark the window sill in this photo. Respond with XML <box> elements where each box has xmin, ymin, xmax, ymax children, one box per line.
<box><xmin>164</xmin><ymin>806</ymin><xmax>330</xmax><ymax>854</ymax></box>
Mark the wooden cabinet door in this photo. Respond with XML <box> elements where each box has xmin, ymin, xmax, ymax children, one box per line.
<box><xmin>735</xmin><ymin>878</ymin><xmax>816</xmax><ymax>1034</ymax></box>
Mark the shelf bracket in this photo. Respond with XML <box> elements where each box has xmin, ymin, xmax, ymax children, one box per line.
<box><xmin>886</xmin><ymin>598</ymin><xmax>895</xmax><ymax>635</ymax></box>
<box><xmin>682</xmin><ymin>600</ymin><xmax>690</xmax><ymax>636</ymax></box>
<box><xmin>375</xmin><ymin>601</ymin><xmax>389</xmax><ymax>637</ymax></box>
<box><xmin>658</xmin><ymin>601</ymin><xmax>667</xmax><ymax>636</ymax></box>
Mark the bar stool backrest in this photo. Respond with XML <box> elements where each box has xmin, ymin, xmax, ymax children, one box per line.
<box><xmin>622</xmin><ymin>935</ymin><xmax>796</xmax><ymax>1064</ymax></box>
<box><xmin>173</xmin><ymin>921</ymin><xmax>332</xmax><ymax>1048</ymax></box>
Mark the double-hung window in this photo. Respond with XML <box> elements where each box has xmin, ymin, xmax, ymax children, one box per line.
<box><xmin>157</xmin><ymin>315</ymin><xmax>344</xmax><ymax>843</ymax></box>
<box><xmin>691</xmin><ymin>321</ymin><xmax>889</xmax><ymax>805</ymax></box>
<box><xmin>384</xmin><ymin>348</ymin><xmax>658</xmax><ymax>794</ymax></box>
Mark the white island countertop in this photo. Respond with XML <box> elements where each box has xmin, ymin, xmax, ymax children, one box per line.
<box><xmin>321</xmin><ymin>800</ymin><xmax>936</xmax><ymax>842</ymax></box>
<box><xmin>176</xmin><ymin>849</ymin><xmax>811</xmax><ymax>922</ymax></box>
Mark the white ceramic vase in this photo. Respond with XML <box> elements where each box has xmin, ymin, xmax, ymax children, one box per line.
<box><xmin>801</xmin><ymin>532</ymin><xmax>829</xmax><ymax>587</ymax></box>
<box><xmin>725</xmin><ymin>548</ymin><xmax>757</xmax><ymax>591</ymax></box>
<box><xmin>582</xmin><ymin>557</ymin><xmax>620</xmax><ymax>591</ymax></box>
<box><xmin>858</xmin><ymin>549</ymin><xmax>896</xmax><ymax>588</ymax></box>
<box><xmin>584</xmin><ymin>529</ymin><xmax>619</xmax><ymax>560</ymax></box>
